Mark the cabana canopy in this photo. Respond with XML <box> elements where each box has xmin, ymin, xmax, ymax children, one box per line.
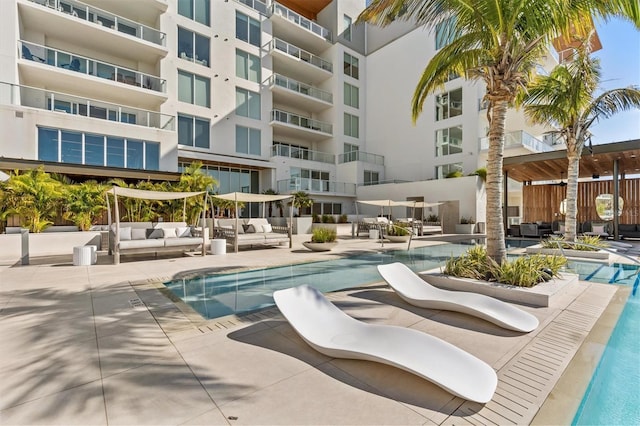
<box><xmin>105</xmin><ymin>186</ymin><xmax>205</xmax><ymax>200</ymax></box>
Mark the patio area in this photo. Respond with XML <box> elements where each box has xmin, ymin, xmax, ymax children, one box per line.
<box><xmin>0</xmin><ymin>234</ymin><xmax>630</xmax><ymax>425</ymax></box>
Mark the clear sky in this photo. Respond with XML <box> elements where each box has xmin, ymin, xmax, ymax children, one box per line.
<box><xmin>590</xmin><ymin>18</ymin><xmax>640</xmax><ymax>144</ymax></box>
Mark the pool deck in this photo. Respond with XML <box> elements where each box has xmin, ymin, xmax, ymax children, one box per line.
<box><xmin>0</xmin><ymin>233</ymin><xmax>635</xmax><ymax>425</ymax></box>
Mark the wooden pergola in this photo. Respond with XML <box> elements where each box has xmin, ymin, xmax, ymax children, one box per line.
<box><xmin>502</xmin><ymin>139</ymin><xmax>640</xmax><ymax>239</ymax></box>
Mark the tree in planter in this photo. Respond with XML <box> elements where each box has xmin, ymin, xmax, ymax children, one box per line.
<box><xmin>63</xmin><ymin>180</ymin><xmax>108</xmax><ymax>231</ymax></box>
<box><xmin>1</xmin><ymin>167</ymin><xmax>64</xmax><ymax>232</ymax></box>
<box><xmin>176</xmin><ymin>162</ymin><xmax>216</xmax><ymax>224</ymax></box>
<box><xmin>291</xmin><ymin>191</ymin><xmax>314</xmax><ymax>216</ymax></box>
<box><xmin>263</xmin><ymin>189</ymin><xmax>284</xmax><ymax>217</ymax></box>
<box><xmin>517</xmin><ymin>38</ymin><xmax>640</xmax><ymax>242</ymax></box>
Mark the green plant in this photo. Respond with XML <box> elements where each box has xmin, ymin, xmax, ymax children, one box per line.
<box><xmin>177</xmin><ymin>162</ymin><xmax>217</xmax><ymax>224</ymax></box>
<box><xmin>338</xmin><ymin>214</ymin><xmax>348</xmax><ymax>223</ymax></box>
<box><xmin>63</xmin><ymin>180</ymin><xmax>107</xmax><ymax>231</ymax></box>
<box><xmin>426</xmin><ymin>214</ymin><xmax>439</xmax><ymax>222</ymax></box>
<box><xmin>388</xmin><ymin>222</ymin><xmax>410</xmax><ymax>236</ymax></box>
<box><xmin>310</xmin><ymin>227</ymin><xmax>337</xmax><ymax>243</ymax></box>
<box><xmin>322</xmin><ymin>214</ymin><xmax>335</xmax><ymax>224</ymax></box>
<box><xmin>312</xmin><ymin>213</ymin><xmax>321</xmax><ymax>223</ymax></box>
<box><xmin>541</xmin><ymin>235</ymin><xmax>608</xmax><ymax>252</ymax></box>
<box><xmin>291</xmin><ymin>191</ymin><xmax>314</xmax><ymax>215</ymax></box>
<box><xmin>473</xmin><ymin>167</ymin><xmax>487</xmax><ymax>181</ymax></box>
<box><xmin>263</xmin><ymin>189</ymin><xmax>284</xmax><ymax>217</ymax></box>
<box><xmin>445</xmin><ymin>170</ymin><xmax>463</xmax><ymax>178</ymax></box>
<box><xmin>460</xmin><ymin>216</ymin><xmax>475</xmax><ymax>224</ymax></box>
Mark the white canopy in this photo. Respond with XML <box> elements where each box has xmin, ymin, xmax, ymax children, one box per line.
<box><xmin>357</xmin><ymin>199</ymin><xmax>417</xmax><ymax>207</ymax></box>
<box><xmin>212</xmin><ymin>192</ymin><xmax>293</xmax><ymax>202</ymax></box>
<box><xmin>106</xmin><ymin>186</ymin><xmax>205</xmax><ymax>200</ymax></box>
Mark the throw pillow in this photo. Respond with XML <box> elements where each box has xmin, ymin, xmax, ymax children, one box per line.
<box><xmin>262</xmin><ymin>224</ymin><xmax>273</xmax><ymax>233</ymax></box>
<box><xmin>245</xmin><ymin>224</ymin><xmax>256</xmax><ymax>233</ymax></box>
<box><xmin>148</xmin><ymin>228</ymin><xmax>164</xmax><ymax>239</ymax></box>
<box><xmin>119</xmin><ymin>227</ymin><xmax>132</xmax><ymax>241</ymax></box>
<box><xmin>131</xmin><ymin>228</ymin><xmax>147</xmax><ymax>240</ymax></box>
<box><xmin>592</xmin><ymin>225</ymin><xmax>605</xmax><ymax>234</ymax></box>
<box><xmin>176</xmin><ymin>226</ymin><xmax>192</xmax><ymax>238</ymax></box>
<box><xmin>163</xmin><ymin>227</ymin><xmax>177</xmax><ymax>238</ymax></box>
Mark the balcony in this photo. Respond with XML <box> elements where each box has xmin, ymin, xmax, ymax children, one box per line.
<box><xmin>269</xmin><ymin>74</ymin><xmax>332</xmax><ymax>112</ymax></box>
<box><xmin>277</xmin><ymin>178</ymin><xmax>356</xmax><ymax>196</ymax></box>
<box><xmin>234</xmin><ymin>0</ymin><xmax>267</xmax><ymax>15</ymax></box>
<box><xmin>269</xmin><ymin>38</ymin><xmax>332</xmax><ymax>84</ymax></box>
<box><xmin>270</xmin><ymin>2</ymin><xmax>331</xmax><ymax>51</ymax></box>
<box><xmin>20</xmin><ymin>0</ymin><xmax>167</xmax><ymax>63</ymax></box>
<box><xmin>338</xmin><ymin>151</ymin><xmax>385</xmax><ymax>166</ymax></box>
<box><xmin>271</xmin><ymin>144</ymin><xmax>335</xmax><ymax>164</ymax></box>
<box><xmin>19</xmin><ymin>41</ymin><xmax>167</xmax><ymax>108</ymax></box>
<box><xmin>1</xmin><ymin>82</ymin><xmax>174</xmax><ymax>130</ymax></box>
<box><xmin>480</xmin><ymin>131</ymin><xmax>554</xmax><ymax>153</ymax></box>
<box><xmin>270</xmin><ymin>109</ymin><xmax>332</xmax><ymax>142</ymax></box>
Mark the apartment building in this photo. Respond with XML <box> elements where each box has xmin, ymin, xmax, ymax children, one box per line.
<box><xmin>0</xmin><ymin>0</ymin><xmax>561</xmax><ymax>219</ymax></box>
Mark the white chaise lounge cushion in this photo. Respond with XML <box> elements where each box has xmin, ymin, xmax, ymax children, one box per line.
<box><xmin>377</xmin><ymin>263</ymin><xmax>539</xmax><ymax>333</ymax></box>
<box><xmin>273</xmin><ymin>285</ymin><xmax>498</xmax><ymax>403</ymax></box>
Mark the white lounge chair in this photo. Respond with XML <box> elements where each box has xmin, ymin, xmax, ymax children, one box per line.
<box><xmin>273</xmin><ymin>285</ymin><xmax>497</xmax><ymax>403</ymax></box>
<box><xmin>377</xmin><ymin>263</ymin><xmax>539</xmax><ymax>333</ymax></box>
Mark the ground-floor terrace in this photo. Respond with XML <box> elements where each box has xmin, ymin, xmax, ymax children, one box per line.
<box><xmin>0</xmin><ymin>233</ymin><xmax>633</xmax><ymax>425</ymax></box>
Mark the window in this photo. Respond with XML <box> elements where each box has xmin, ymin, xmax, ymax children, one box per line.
<box><xmin>435</xmin><ymin>16</ymin><xmax>456</xmax><ymax>50</ymax></box>
<box><xmin>344</xmin><ymin>83</ymin><xmax>359</xmax><ymax>108</ymax></box>
<box><xmin>435</xmin><ymin>162</ymin><xmax>463</xmax><ymax>179</ymax></box>
<box><xmin>37</xmin><ymin>127</ymin><xmax>159</xmax><ymax>170</ymax></box>
<box><xmin>436</xmin><ymin>87</ymin><xmax>463</xmax><ymax>121</ymax></box>
<box><xmin>178</xmin><ymin>27</ymin><xmax>210</xmax><ymax>67</ymax></box>
<box><xmin>344</xmin><ymin>52</ymin><xmax>359</xmax><ymax>79</ymax></box>
<box><xmin>312</xmin><ymin>203</ymin><xmax>342</xmax><ymax>215</ymax></box>
<box><xmin>364</xmin><ymin>170</ymin><xmax>379</xmax><ymax>186</ymax></box>
<box><xmin>236</xmin><ymin>88</ymin><xmax>261</xmax><ymax>119</ymax></box>
<box><xmin>178</xmin><ymin>0</ymin><xmax>210</xmax><ymax>26</ymax></box>
<box><xmin>343</xmin><ymin>15</ymin><xmax>352</xmax><ymax>41</ymax></box>
<box><xmin>343</xmin><ymin>143</ymin><xmax>358</xmax><ymax>162</ymax></box>
<box><xmin>344</xmin><ymin>113</ymin><xmax>359</xmax><ymax>138</ymax></box>
<box><xmin>435</xmin><ymin>126</ymin><xmax>463</xmax><ymax>156</ymax></box>
<box><xmin>236</xmin><ymin>12</ymin><xmax>260</xmax><ymax>47</ymax></box>
<box><xmin>236</xmin><ymin>125</ymin><xmax>261</xmax><ymax>155</ymax></box>
<box><xmin>178</xmin><ymin>70</ymin><xmax>210</xmax><ymax>107</ymax></box>
<box><xmin>273</xmin><ymin>142</ymin><xmax>310</xmax><ymax>160</ymax></box>
<box><xmin>236</xmin><ymin>49</ymin><xmax>261</xmax><ymax>82</ymax></box>
<box><xmin>178</xmin><ymin>114</ymin><xmax>210</xmax><ymax>148</ymax></box>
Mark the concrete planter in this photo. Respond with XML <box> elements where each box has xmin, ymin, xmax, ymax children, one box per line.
<box><xmin>302</xmin><ymin>241</ymin><xmax>338</xmax><ymax>252</ymax></box>
<box><xmin>292</xmin><ymin>217</ymin><xmax>313</xmax><ymax>235</ymax></box>
<box><xmin>420</xmin><ymin>268</ymin><xmax>579</xmax><ymax>307</ymax></box>
<box><xmin>386</xmin><ymin>235</ymin><xmax>410</xmax><ymax>243</ymax></box>
<box><xmin>455</xmin><ymin>224</ymin><xmax>476</xmax><ymax>234</ymax></box>
<box><xmin>525</xmin><ymin>245</ymin><xmax>611</xmax><ymax>260</ymax></box>
<box><xmin>0</xmin><ymin>231</ymin><xmax>103</xmax><ymax>263</ymax></box>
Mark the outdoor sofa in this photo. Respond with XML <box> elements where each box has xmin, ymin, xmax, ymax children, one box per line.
<box><xmin>519</xmin><ymin>222</ymin><xmax>552</xmax><ymax>238</ymax></box>
<box><xmin>214</xmin><ymin>218</ymin><xmax>290</xmax><ymax>248</ymax></box>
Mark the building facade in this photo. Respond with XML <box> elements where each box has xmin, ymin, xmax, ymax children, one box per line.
<box><xmin>0</xmin><ymin>0</ymin><xmax>561</xmax><ymax>219</ymax></box>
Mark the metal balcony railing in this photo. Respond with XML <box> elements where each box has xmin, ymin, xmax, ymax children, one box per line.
<box><xmin>277</xmin><ymin>178</ymin><xmax>356</xmax><ymax>195</ymax></box>
<box><xmin>338</xmin><ymin>151</ymin><xmax>385</xmax><ymax>166</ymax></box>
<box><xmin>270</xmin><ymin>74</ymin><xmax>332</xmax><ymax>104</ymax></box>
<box><xmin>270</xmin><ymin>109</ymin><xmax>332</xmax><ymax>135</ymax></box>
<box><xmin>271</xmin><ymin>144</ymin><xmax>335</xmax><ymax>164</ymax></box>
<box><xmin>270</xmin><ymin>38</ymin><xmax>333</xmax><ymax>73</ymax></box>
<box><xmin>19</xmin><ymin>41</ymin><xmax>166</xmax><ymax>93</ymax></box>
<box><xmin>271</xmin><ymin>2</ymin><xmax>332</xmax><ymax>41</ymax></box>
<box><xmin>480</xmin><ymin>131</ymin><xmax>554</xmax><ymax>153</ymax></box>
<box><xmin>28</xmin><ymin>0</ymin><xmax>166</xmax><ymax>46</ymax></box>
<box><xmin>234</xmin><ymin>0</ymin><xmax>267</xmax><ymax>14</ymax></box>
<box><xmin>0</xmin><ymin>82</ymin><xmax>174</xmax><ymax>130</ymax></box>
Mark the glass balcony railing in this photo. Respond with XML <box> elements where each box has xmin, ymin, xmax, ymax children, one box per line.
<box><xmin>338</xmin><ymin>151</ymin><xmax>385</xmax><ymax>166</ymax></box>
<box><xmin>270</xmin><ymin>74</ymin><xmax>333</xmax><ymax>104</ymax></box>
<box><xmin>0</xmin><ymin>82</ymin><xmax>174</xmax><ymax>130</ymax></box>
<box><xmin>480</xmin><ymin>130</ymin><xmax>554</xmax><ymax>153</ymax></box>
<box><xmin>19</xmin><ymin>41</ymin><xmax>166</xmax><ymax>93</ymax></box>
<box><xmin>271</xmin><ymin>2</ymin><xmax>332</xmax><ymax>41</ymax></box>
<box><xmin>270</xmin><ymin>38</ymin><xmax>333</xmax><ymax>73</ymax></box>
<box><xmin>277</xmin><ymin>178</ymin><xmax>356</xmax><ymax>196</ymax></box>
<box><xmin>270</xmin><ymin>109</ymin><xmax>332</xmax><ymax>135</ymax></box>
<box><xmin>271</xmin><ymin>144</ymin><xmax>335</xmax><ymax>164</ymax></box>
<box><xmin>234</xmin><ymin>0</ymin><xmax>267</xmax><ymax>14</ymax></box>
<box><xmin>28</xmin><ymin>0</ymin><xmax>166</xmax><ymax>46</ymax></box>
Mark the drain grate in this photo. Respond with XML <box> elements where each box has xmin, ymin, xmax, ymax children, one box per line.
<box><xmin>129</xmin><ymin>298</ymin><xmax>145</xmax><ymax>308</ymax></box>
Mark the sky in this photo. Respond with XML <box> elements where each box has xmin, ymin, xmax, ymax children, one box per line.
<box><xmin>589</xmin><ymin>18</ymin><xmax>640</xmax><ymax>144</ymax></box>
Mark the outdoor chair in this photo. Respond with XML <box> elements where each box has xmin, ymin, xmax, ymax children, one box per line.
<box><xmin>22</xmin><ymin>45</ymin><xmax>45</xmax><ymax>63</ymax></box>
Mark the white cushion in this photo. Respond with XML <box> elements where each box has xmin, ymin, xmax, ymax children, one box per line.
<box><xmin>262</xmin><ymin>224</ymin><xmax>273</xmax><ymax>233</ymax></box>
<box><xmin>163</xmin><ymin>228</ymin><xmax>177</xmax><ymax>238</ymax></box>
<box><xmin>131</xmin><ymin>228</ymin><xmax>147</xmax><ymax>240</ymax></box>
<box><xmin>119</xmin><ymin>227</ymin><xmax>132</xmax><ymax>241</ymax></box>
<box><xmin>592</xmin><ymin>225</ymin><xmax>605</xmax><ymax>233</ymax></box>
<box><xmin>176</xmin><ymin>226</ymin><xmax>192</xmax><ymax>238</ymax></box>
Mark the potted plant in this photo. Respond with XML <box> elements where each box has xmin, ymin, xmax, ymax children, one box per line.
<box><xmin>302</xmin><ymin>227</ymin><xmax>338</xmax><ymax>252</ymax></box>
<box><xmin>290</xmin><ymin>191</ymin><xmax>314</xmax><ymax>234</ymax></box>
<box><xmin>425</xmin><ymin>214</ymin><xmax>440</xmax><ymax>226</ymax></box>
<box><xmin>386</xmin><ymin>222</ymin><xmax>411</xmax><ymax>243</ymax></box>
<box><xmin>455</xmin><ymin>216</ymin><xmax>476</xmax><ymax>234</ymax></box>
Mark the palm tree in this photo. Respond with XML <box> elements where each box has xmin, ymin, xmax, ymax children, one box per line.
<box><xmin>177</xmin><ymin>162</ymin><xmax>217</xmax><ymax>224</ymax></box>
<box><xmin>63</xmin><ymin>180</ymin><xmax>108</xmax><ymax>231</ymax></box>
<box><xmin>517</xmin><ymin>38</ymin><xmax>640</xmax><ymax>241</ymax></box>
<box><xmin>359</xmin><ymin>0</ymin><xmax>639</xmax><ymax>264</ymax></box>
<box><xmin>291</xmin><ymin>191</ymin><xmax>314</xmax><ymax>216</ymax></box>
<box><xmin>263</xmin><ymin>189</ymin><xmax>284</xmax><ymax>217</ymax></box>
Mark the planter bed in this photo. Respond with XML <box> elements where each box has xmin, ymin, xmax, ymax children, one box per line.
<box><xmin>525</xmin><ymin>245</ymin><xmax>611</xmax><ymax>261</ymax></box>
<box><xmin>420</xmin><ymin>268</ymin><xmax>579</xmax><ymax>307</ymax></box>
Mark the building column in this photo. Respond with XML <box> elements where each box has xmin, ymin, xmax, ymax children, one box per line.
<box><xmin>613</xmin><ymin>159</ymin><xmax>620</xmax><ymax>240</ymax></box>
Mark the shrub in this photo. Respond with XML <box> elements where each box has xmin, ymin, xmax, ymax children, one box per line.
<box><xmin>311</xmin><ymin>227</ymin><xmax>337</xmax><ymax>243</ymax></box>
<box><xmin>312</xmin><ymin>213</ymin><xmax>321</xmax><ymax>223</ymax></box>
<box><xmin>338</xmin><ymin>214</ymin><xmax>348</xmax><ymax>223</ymax></box>
<box><xmin>322</xmin><ymin>214</ymin><xmax>335</xmax><ymax>223</ymax></box>
<box><xmin>473</xmin><ymin>167</ymin><xmax>487</xmax><ymax>181</ymax></box>
<box><xmin>388</xmin><ymin>222</ymin><xmax>410</xmax><ymax>236</ymax></box>
<box><xmin>445</xmin><ymin>170</ymin><xmax>464</xmax><ymax>178</ymax></box>
<box><xmin>541</xmin><ymin>235</ymin><xmax>608</xmax><ymax>252</ymax></box>
<box><xmin>460</xmin><ymin>216</ymin><xmax>475</xmax><ymax>224</ymax></box>
<box><xmin>426</xmin><ymin>214</ymin><xmax>439</xmax><ymax>223</ymax></box>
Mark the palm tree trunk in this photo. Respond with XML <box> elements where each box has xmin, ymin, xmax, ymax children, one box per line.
<box><xmin>564</xmin><ymin>140</ymin><xmax>581</xmax><ymax>241</ymax></box>
<box><xmin>486</xmin><ymin>100</ymin><xmax>508</xmax><ymax>264</ymax></box>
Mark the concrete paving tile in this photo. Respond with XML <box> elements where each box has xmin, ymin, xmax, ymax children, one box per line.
<box><xmin>218</xmin><ymin>363</ymin><xmax>430</xmax><ymax>425</ymax></box>
<box><xmin>179</xmin><ymin>407</ymin><xmax>230</xmax><ymax>425</ymax></box>
<box><xmin>93</xmin><ymin>308</ymin><xmax>158</xmax><ymax>339</ymax></box>
<box><xmin>0</xmin><ymin>380</ymin><xmax>106</xmax><ymax>425</ymax></box>
<box><xmin>91</xmin><ymin>287</ymin><xmax>143</xmax><ymax>317</ymax></box>
<box><xmin>102</xmin><ymin>363</ymin><xmax>216</xmax><ymax>425</ymax></box>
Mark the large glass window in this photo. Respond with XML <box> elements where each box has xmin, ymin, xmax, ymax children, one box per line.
<box><xmin>235</xmin><ymin>49</ymin><xmax>261</xmax><ymax>82</ymax></box>
<box><xmin>61</xmin><ymin>130</ymin><xmax>82</xmax><ymax>164</ymax></box>
<box><xmin>436</xmin><ymin>162</ymin><xmax>463</xmax><ymax>179</ymax></box>
<box><xmin>107</xmin><ymin>137</ymin><xmax>125</xmax><ymax>168</ymax></box>
<box><xmin>344</xmin><ymin>113</ymin><xmax>359</xmax><ymax>138</ymax></box>
<box><xmin>178</xmin><ymin>70</ymin><xmax>210</xmax><ymax>107</ymax></box>
<box><xmin>343</xmin><ymin>143</ymin><xmax>359</xmax><ymax>162</ymax></box>
<box><xmin>344</xmin><ymin>82</ymin><xmax>359</xmax><ymax>108</ymax></box>
<box><xmin>145</xmin><ymin>143</ymin><xmax>160</xmax><ymax>171</ymax></box>
<box><xmin>126</xmin><ymin>139</ymin><xmax>144</xmax><ymax>169</ymax></box>
<box><xmin>364</xmin><ymin>170</ymin><xmax>379</xmax><ymax>186</ymax></box>
<box><xmin>236</xmin><ymin>88</ymin><xmax>261</xmax><ymax>119</ymax></box>
<box><xmin>178</xmin><ymin>113</ymin><xmax>210</xmax><ymax>148</ymax></box>
<box><xmin>436</xmin><ymin>88</ymin><xmax>463</xmax><ymax>121</ymax></box>
<box><xmin>85</xmin><ymin>134</ymin><xmax>104</xmax><ymax>166</ymax></box>
<box><xmin>344</xmin><ymin>52</ymin><xmax>359</xmax><ymax>79</ymax></box>
<box><xmin>178</xmin><ymin>0</ymin><xmax>210</xmax><ymax>26</ymax></box>
<box><xmin>38</xmin><ymin>127</ymin><xmax>58</xmax><ymax>161</ymax></box>
<box><xmin>435</xmin><ymin>126</ymin><xmax>463</xmax><ymax>156</ymax></box>
<box><xmin>343</xmin><ymin>15</ymin><xmax>352</xmax><ymax>41</ymax></box>
<box><xmin>178</xmin><ymin>27</ymin><xmax>210</xmax><ymax>67</ymax></box>
<box><xmin>235</xmin><ymin>125</ymin><xmax>261</xmax><ymax>155</ymax></box>
<box><xmin>435</xmin><ymin>16</ymin><xmax>456</xmax><ymax>50</ymax></box>
<box><xmin>236</xmin><ymin>12</ymin><xmax>260</xmax><ymax>47</ymax></box>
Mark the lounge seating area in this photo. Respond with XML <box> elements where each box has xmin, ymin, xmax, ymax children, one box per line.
<box><xmin>110</xmin><ymin>221</ymin><xmax>207</xmax><ymax>259</ymax></box>
<box><xmin>214</xmin><ymin>218</ymin><xmax>290</xmax><ymax>248</ymax></box>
